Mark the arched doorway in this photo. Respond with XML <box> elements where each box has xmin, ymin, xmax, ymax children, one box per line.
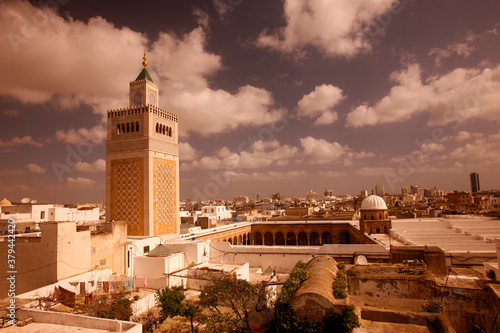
<box><xmin>298</xmin><ymin>232</ymin><xmax>308</xmax><ymax>246</ymax></box>
<box><xmin>228</xmin><ymin>238</ymin><xmax>232</xmax><ymax>245</ymax></box>
<box><xmin>321</xmin><ymin>232</ymin><xmax>332</xmax><ymax>244</ymax></box>
<box><xmin>286</xmin><ymin>232</ymin><xmax>296</xmax><ymax>245</ymax></box>
<box><xmin>264</xmin><ymin>232</ymin><xmax>274</xmax><ymax>246</ymax></box>
<box><xmin>275</xmin><ymin>232</ymin><xmax>285</xmax><ymax>245</ymax></box>
<box><xmin>242</xmin><ymin>234</ymin><xmax>247</xmax><ymax>245</ymax></box>
<box><xmin>253</xmin><ymin>232</ymin><xmax>263</xmax><ymax>245</ymax></box>
<box><xmin>310</xmin><ymin>232</ymin><xmax>320</xmax><ymax>245</ymax></box>
<box><xmin>339</xmin><ymin>231</ymin><xmax>351</xmax><ymax>244</ymax></box>
<box><xmin>233</xmin><ymin>236</ymin><xmax>238</xmax><ymax>245</ymax></box>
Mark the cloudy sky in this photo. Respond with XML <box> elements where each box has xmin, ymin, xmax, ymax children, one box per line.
<box><xmin>1</xmin><ymin>0</ymin><xmax>500</xmax><ymax>203</ymax></box>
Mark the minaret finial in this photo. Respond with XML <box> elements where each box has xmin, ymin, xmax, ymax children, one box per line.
<box><xmin>142</xmin><ymin>49</ymin><xmax>148</xmax><ymax>68</ymax></box>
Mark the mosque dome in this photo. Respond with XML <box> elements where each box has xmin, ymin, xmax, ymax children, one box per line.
<box><xmin>360</xmin><ymin>195</ymin><xmax>387</xmax><ymax>210</ymax></box>
<box><xmin>0</xmin><ymin>198</ymin><xmax>12</xmax><ymax>206</ymax></box>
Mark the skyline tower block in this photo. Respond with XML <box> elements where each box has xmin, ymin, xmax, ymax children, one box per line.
<box><xmin>106</xmin><ymin>52</ymin><xmax>180</xmax><ymax>236</ymax></box>
<box><xmin>470</xmin><ymin>172</ymin><xmax>480</xmax><ymax>193</ymax></box>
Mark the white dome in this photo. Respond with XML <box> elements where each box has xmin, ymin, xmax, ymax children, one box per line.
<box><xmin>360</xmin><ymin>195</ymin><xmax>387</xmax><ymax>210</ymax></box>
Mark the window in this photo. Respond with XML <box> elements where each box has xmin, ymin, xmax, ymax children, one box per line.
<box><xmin>116</xmin><ymin>124</ymin><xmax>120</xmax><ymax>134</ymax></box>
<box><xmin>143</xmin><ymin>246</ymin><xmax>150</xmax><ymax>254</ymax></box>
<box><xmin>134</xmin><ymin>92</ymin><xmax>142</xmax><ymax>106</ymax></box>
<box><xmin>40</xmin><ymin>211</ymin><xmax>45</xmax><ymax>219</ymax></box>
<box><xmin>135</xmin><ymin>121</ymin><xmax>139</xmax><ymax>132</ymax></box>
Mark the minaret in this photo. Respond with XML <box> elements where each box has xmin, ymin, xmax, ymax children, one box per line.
<box><xmin>106</xmin><ymin>51</ymin><xmax>180</xmax><ymax>236</ymax></box>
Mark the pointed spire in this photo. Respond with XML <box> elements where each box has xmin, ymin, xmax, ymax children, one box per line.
<box><xmin>142</xmin><ymin>49</ymin><xmax>148</xmax><ymax>68</ymax></box>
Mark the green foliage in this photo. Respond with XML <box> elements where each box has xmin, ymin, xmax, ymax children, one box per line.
<box><xmin>81</xmin><ymin>291</ymin><xmax>133</xmax><ymax>321</ymax></box>
<box><xmin>422</xmin><ymin>300</ymin><xmax>445</xmax><ymax>313</ymax></box>
<box><xmin>156</xmin><ymin>286</ymin><xmax>201</xmax><ymax>332</ymax></box>
<box><xmin>333</xmin><ymin>270</ymin><xmax>348</xmax><ymax>299</ymax></box>
<box><xmin>268</xmin><ymin>261</ymin><xmax>316</xmax><ymax>332</ymax></box>
<box><xmin>278</xmin><ymin>261</ymin><xmax>309</xmax><ymax>304</ymax></box>
<box><xmin>198</xmin><ymin>275</ymin><xmax>266</xmax><ymax>332</ymax></box>
<box><xmin>322</xmin><ymin>306</ymin><xmax>361</xmax><ymax>333</ymax></box>
<box><xmin>156</xmin><ymin>286</ymin><xmax>187</xmax><ymax>322</ymax></box>
<box><xmin>267</xmin><ymin>301</ymin><xmax>321</xmax><ymax>333</ymax></box>
<box><xmin>333</xmin><ymin>264</ymin><xmax>358</xmax><ymax>299</ymax></box>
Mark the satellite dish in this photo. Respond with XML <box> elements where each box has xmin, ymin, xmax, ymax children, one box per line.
<box><xmin>355</xmin><ymin>255</ymin><xmax>368</xmax><ymax>266</ymax></box>
<box><xmin>21</xmin><ymin>197</ymin><xmax>30</xmax><ymax>204</ymax></box>
<box><xmin>30</xmin><ymin>200</ymin><xmax>37</xmax><ymax>204</ymax></box>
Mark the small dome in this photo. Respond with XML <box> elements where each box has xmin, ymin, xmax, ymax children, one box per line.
<box><xmin>146</xmin><ymin>244</ymin><xmax>174</xmax><ymax>257</ymax></box>
<box><xmin>360</xmin><ymin>195</ymin><xmax>387</xmax><ymax>210</ymax></box>
<box><xmin>0</xmin><ymin>198</ymin><xmax>12</xmax><ymax>206</ymax></box>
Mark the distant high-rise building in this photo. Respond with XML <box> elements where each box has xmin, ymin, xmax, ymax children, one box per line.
<box><xmin>401</xmin><ymin>186</ymin><xmax>408</xmax><ymax>196</ymax></box>
<box><xmin>271</xmin><ymin>193</ymin><xmax>281</xmax><ymax>200</ymax></box>
<box><xmin>324</xmin><ymin>189</ymin><xmax>334</xmax><ymax>197</ymax></box>
<box><xmin>375</xmin><ymin>184</ymin><xmax>385</xmax><ymax>196</ymax></box>
<box><xmin>306</xmin><ymin>190</ymin><xmax>319</xmax><ymax>201</ymax></box>
<box><xmin>410</xmin><ymin>185</ymin><xmax>419</xmax><ymax>195</ymax></box>
<box><xmin>234</xmin><ymin>195</ymin><xmax>249</xmax><ymax>204</ymax></box>
<box><xmin>470</xmin><ymin>173</ymin><xmax>480</xmax><ymax>193</ymax></box>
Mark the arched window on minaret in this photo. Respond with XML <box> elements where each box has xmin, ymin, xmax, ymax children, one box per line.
<box><xmin>135</xmin><ymin>121</ymin><xmax>139</xmax><ymax>132</ymax></box>
<box><xmin>156</xmin><ymin>123</ymin><xmax>159</xmax><ymax>133</ymax></box>
<box><xmin>130</xmin><ymin>122</ymin><xmax>134</xmax><ymax>133</ymax></box>
<box><xmin>121</xmin><ymin>124</ymin><xmax>125</xmax><ymax>134</ymax></box>
<box><xmin>149</xmin><ymin>93</ymin><xmax>155</xmax><ymax>106</ymax></box>
<box><xmin>116</xmin><ymin>124</ymin><xmax>120</xmax><ymax>134</ymax></box>
<box><xmin>162</xmin><ymin>125</ymin><xmax>166</xmax><ymax>135</ymax></box>
<box><xmin>134</xmin><ymin>92</ymin><xmax>142</xmax><ymax>106</ymax></box>
<box><xmin>168</xmin><ymin>127</ymin><xmax>172</xmax><ymax>137</ymax></box>
<box><xmin>126</xmin><ymin>123</ymin><xmax>130</xmax><ymax>133</ymax></box>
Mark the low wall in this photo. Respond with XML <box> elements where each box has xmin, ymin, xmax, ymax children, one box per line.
<box><xmin>351</xmin><ymin>277</ymin><xmax>496</xmax><ymax>333</ymax></box>
<box><xmin>361</xmin><ymin>308</ymin><xmax>455</xmax><ymax>333</ymax></box>
<box><xmin>132</xmin><ymin>292</ymin><xmax>157</xmax><ymax>316</ymax></box>
<box><xmin>16</xmin><ymin>308</ymin><xmax>142</xmax><ymax>333</ymax></box>
<box><xmin>209</xmin><ymin>243</ymin><xmax>388</xmax><ymax>273</ymax></box>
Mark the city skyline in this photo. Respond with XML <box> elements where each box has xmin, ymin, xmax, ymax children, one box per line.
<box><xmin>1</xmin><ymin>1</ymin><xmax>500</xmax><ymax>203</ymax></box>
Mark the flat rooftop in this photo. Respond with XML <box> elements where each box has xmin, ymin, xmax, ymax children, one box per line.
<box><xmin>389</xmin><ymin>217</ymin><xmax>500</xmax><ymax>253</ymax></box>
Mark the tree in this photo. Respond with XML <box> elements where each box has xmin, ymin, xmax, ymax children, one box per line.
<box><xmin>156</xmin><ymin>286</ymin><xmax>187</xmax><ymax>322</ymax></box>
<box><xmin>156</xmin><ymin>286</ymin><xmax>201</xmax><ymax>333</ymax></box>
<box><xmin>79</xmin><ymin>291</ymin><xmax>133</xmax><ymax>321</ymax></box>
<box><xmin>198</xmin><ymin>275</ymin><xmax>267</xmax><ymax>332</ymax></box>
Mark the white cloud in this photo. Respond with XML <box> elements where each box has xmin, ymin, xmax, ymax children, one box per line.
<box><xmin>449</xmin><ymin>130</ymin><xmax>500</xmax><ymax>163</ymax></box>
<box><xmin>66</xmin><ymin>177</ymin><xmax>96</xmax><ymax>187</ymax></box>
<box><xmin>319</xmin><ymin>171</ymin><xmax>347</xmax><ymax>177</ymax></box>
<box><xmin>346</xmin><ymin>64</ymin><xmax>433</xmax><ymax>127</ymax></box>
<box><xmin>297</xmin><ymin>84</ymin><xmax>345</xmax><ymax>125</ymax></box>
<box><xmin>0</xmin><ymin>135</ymin><xmax>44</xmax><ymax>148</ymax></box>
<box><xmin>346</xmin><ymin>62</ymin><xmax>500</xmax><ymax>128</ymax></box>
<box><xmin>55</xmin><ymin>125</ymin><xmax>106</xmax><ymax>145</ymax></box>
<box><xmin>26</xmin><ymin>163</ymin><xmax>46</xmax><ymax>174</ymax></box>
<box><xmin>356</xmin><ymin>166</ymin><xmax>394</xmax><ymax>176</ymax></box>
<box><xmin>0</xmin><ymin>2</ymin><xmax>283</xmax><ymax>137</ymax></box>
<box><xmin>75</xmin><ymin>159</ymin><xmax>106</xmax><ymax>173</ymax></box>
<box><xmin>428</xmin><ymin>28</ymin><xmax>497</xmax><ymax>66</ymax></box>
<box><xmin>256</xmin><ymin>0</ymin><xmax>399</xmax><ymax>58</ymax></box>
<box><xmin>179</xmin><ymin>142</ymin><xmax>198</xmax><ymax>162</ymax></box>
<box><xmin>2</xmin><ymin>109</ymin><xmax>19</xmax><ymax>117</ymax></box>
<box><xmin>300</xmin><ymin>136</ymin><xmax>350</xmax><ymax>164</ymax></box>
<box><xmin>224</xmin><ymin>170</ymin><xmax>307</xmax><ymax>181</ymax></box>
<box><xmin>184</xmin><ymin>139</ymin><xmax>298</xmax><ymax>170</ymax></box>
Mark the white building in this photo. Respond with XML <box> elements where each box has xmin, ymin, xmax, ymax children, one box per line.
<box><xmin>200</xmin><ymin>205</ymin><xmax>232</xmax><ymax>220</ymax></box>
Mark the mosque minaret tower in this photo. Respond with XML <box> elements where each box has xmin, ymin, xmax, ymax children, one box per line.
<box><xmin>106</xmin><ymin>52</ymin><xmax>180</xmax><ymax>236</ymax></box>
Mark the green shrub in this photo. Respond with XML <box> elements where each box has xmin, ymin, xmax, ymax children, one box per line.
<box><xmin>322</xmin><ymin>306</ymin><xmax>361</xmax><ymax>333</ymax></box>
<box><xmin>422</xmin><ymin>300</ymin><xmax>444</xmax><ymax>313</ymax></box>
